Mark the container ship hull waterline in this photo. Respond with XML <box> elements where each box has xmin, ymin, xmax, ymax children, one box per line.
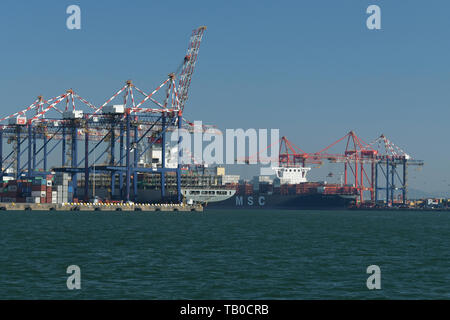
<box><xmin>205</xmin><ymin>193</ymin><xmax>356</xmax><ymax>210</ymax></box>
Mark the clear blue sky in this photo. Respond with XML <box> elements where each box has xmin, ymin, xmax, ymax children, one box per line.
<box><xmin>0</xmin><ymin>0</ymin><xmax>449</xmax><ymax>195</ymax></box>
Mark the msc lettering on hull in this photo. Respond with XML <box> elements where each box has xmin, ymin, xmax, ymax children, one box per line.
<box><xmin>235</xmin><ymin>196</ymin><xmax>265</xmax><ymax>206</ymax></box>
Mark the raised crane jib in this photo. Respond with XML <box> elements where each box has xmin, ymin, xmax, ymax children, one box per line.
<box><xmin>177</xmin><ymin>26</ymin><xmax>206</xmax><ymax>111</ymax></box>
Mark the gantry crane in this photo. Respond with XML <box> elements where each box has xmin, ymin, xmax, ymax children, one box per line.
<box><xmin>0</xmin><ymin>26</ymin><xmax>208</xmax><ymax>204</ymax></box>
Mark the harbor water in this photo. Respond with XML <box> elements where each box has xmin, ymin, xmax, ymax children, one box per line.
<box><xmin>0</xmin><ymin>209</ymin><xmax>449</xmax><ymax>299</ymax></box>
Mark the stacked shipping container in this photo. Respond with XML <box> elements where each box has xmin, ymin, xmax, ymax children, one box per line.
<box><xmin>229</xmin><ymin>181</ymin><xmax>359</xmax><ymax>196</ymax></box>
<box><xmin>0</xmin><ymin>173</ymin><xmax>72</xmax><ymax>204</ymax></box>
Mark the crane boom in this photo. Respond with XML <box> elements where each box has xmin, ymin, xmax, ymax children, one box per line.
<box><xmin>177</xmin><ymin>26</ymin><xmax>207</xmax><ymax>111</ymax></box>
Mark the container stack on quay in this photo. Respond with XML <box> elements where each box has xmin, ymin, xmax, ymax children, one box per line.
<box><xmin>0</xmin><ymin>173</ymin><xmax>72</xmax><ymax>204</ymax></box>
<box><xmin>54</xmin><ymin>173</ymin><xmax>72</xmax><ymax>204</ymax></box>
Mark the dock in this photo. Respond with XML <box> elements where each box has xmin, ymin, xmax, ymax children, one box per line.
<box><xmin>0</xmin><ymin>202</ymin><xmax>203</xmax><ymax>212</ymax></box>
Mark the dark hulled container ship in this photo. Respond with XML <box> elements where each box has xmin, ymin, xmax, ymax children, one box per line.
<box><xmin>184</xmin><ymin>166</ymin><xmax>358</xmax><ymax>210</ymax></box>
<box><xmin>205</xmin><ymin>187</ymin><xmax>357</xmax><ymax>210</ymax></box>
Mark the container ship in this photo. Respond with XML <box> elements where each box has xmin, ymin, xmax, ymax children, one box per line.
<box><xmin>198</xmin><ymin>166</ymin><xmax>358</xmax><ymax>210</ymax></box>
<box><xmin>131</xmin><ymin>164</ymin><xmax>357</xmax><ymax>210</ymax></box>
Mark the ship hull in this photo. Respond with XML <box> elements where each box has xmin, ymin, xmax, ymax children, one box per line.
<box><xmin>204</xmin><ymin>193</ymin><xmax>356</xmax><ymax>210</ymax></box>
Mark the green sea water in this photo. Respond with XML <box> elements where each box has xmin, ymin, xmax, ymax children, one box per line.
<box><xmin>0</xmin><ymin>209</ymin><xmax>449</xmax><ymax>299</ymax></box>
